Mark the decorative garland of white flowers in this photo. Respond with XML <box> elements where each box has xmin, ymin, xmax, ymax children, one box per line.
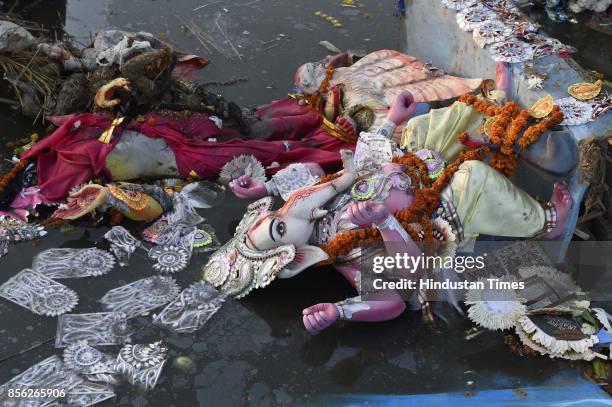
<box><xmin>465</xmin><ymin>275</ymin><xmax>526</xmax><ymax>331</ymax></box>
<box><xmin>516</xmin><ymin>312</ymin><xmax>599</xmax><ymax>356</ymax></box>
<box><xmin>515</xmin><ymin>322</ymin><xmax>598</xmax><ymax>361</ymax></box>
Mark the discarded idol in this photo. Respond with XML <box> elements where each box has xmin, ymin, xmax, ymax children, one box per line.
<box><xmin>219</xmin><ymin>88</ymin><xmax>577</xmax><ymax>333</ymax></box>
<box><xmin>100</xmin><ymin>276</ymin><xmax>180</xmax><ymax>318</ymax></box>
<box><xmin>55</xmin><ymin>312</ymin><xmax>132</xmax><ymax>348</ymax></box>
<box><xmin>115</xmin><ymin>342</ymin><xmax>168</xmax><ymax>391</ymax></box>
<box><xmin>153</xmin><ymin>282</ymin><xmax>226</xmax><ymax>333</ymax></box>
<box><xmin>32</xmin><ymin>247</ymin><xmax>116</xmax><ymax>278</ymax></box>
<box><xmin>0</xmin><ymin>269</ymin><xmax>79</xmax><ymax>316</ymax></box>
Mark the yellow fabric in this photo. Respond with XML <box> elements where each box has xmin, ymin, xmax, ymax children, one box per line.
<box><xmin>445</xmin><ymin>161</ymin><xmax>545</xmax><ymax>244</ymax></box>
<box><xmin>401</xmin><ymin>101</ymin><xmax>484</xmax><ymax>162</ymax></box>
<box><xmin>400</xmin><ymin>94</ymin><xmax>545</xmax><ymax>246</ymax></box>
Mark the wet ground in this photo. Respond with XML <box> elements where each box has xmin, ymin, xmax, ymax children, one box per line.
<box><xmin>0</xmin><ymin>1</ymin><xmax>610</xmax><ymax>406</ymax></box>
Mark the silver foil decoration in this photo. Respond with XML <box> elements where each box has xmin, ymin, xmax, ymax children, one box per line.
<box><xmin>55</xmin><ymin>312</ymin><xmax>132</xmax><ymax>348</ymax></box>
<box><xmin>0</xmin><ymin>236</ymin><xmax>8</xmax><ymax>259</ymax></box>
<box><xmin>115</xmin><ymin>342</ymin><xmax>167</xmax><ymax>391</ymax></box>
<box><xmin>100</xmin><ymin>276</ymin><xmax>180</xmax><ymax>318</ymax></box>
<box><xmin>148</xmin><ymin>227</ymin><xmax>196</xmax><ymax>273</ymax></box>
<box><xmin>142</xmin><ymin>193</ymin><xmax>203</xmax><ymax>246</ymax></box>
<box><xmin>63</xmin><ymin>341</ymin><xmax>117</xmax><ymax>377</ymax></box>
<box><xmin>153</xmin><ymin>282</ymin><xmax>226</xmax><ymax>333</ymax></box>
<box><xmin>0</xmin><ymin>269</ymin><xmax>79</xmax><ymax>316</ymax></box>
<box><xmin>32</xmin><ymin>248</ymin><xmax>116</xmax><ymax>278</ymax></box>
<box><xmin>65</xmin><ymin>380</ymin><xmax>115</xmax><ymax>407</ymax></box>
<box><xmin>103</xmin><ymin>226</ymin><xmax>144</xmax><ymax>266</ymax></box>
<box><xmin>354</xmin><ymin>132</ymin><xmax>394</xmax><ymax>174</ymax></box>
<box><xmin>0</xmin><ymin>355</ymin><xmax>82</xmax><ymax>407</ymax></box>
<box><xmin>270</xmin><ymin>163</ymin><xmax>320</xmax><ymax>201</ymax></box>
<box><xmin>0</xmin><ymin>216</ymin><xmax>46</xmax><ymax>243</ymax></box>
<box><xmin>148</xmin><ymin>245</ymin><xmax>190</xmax><ymax>273</ymax></box>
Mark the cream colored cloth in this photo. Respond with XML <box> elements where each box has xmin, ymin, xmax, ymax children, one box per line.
<box><xmin>401</xmin><ymin>90</ymin><xmax>506</xmax><ymax>161</ymax></box>
<box><xmin>399</xmin><ymin>94</ymin><xmax>545</xmax><ymax>246</ymax></box>
<box><xmin>442</xmin><ymin>160</ymin><xmax>546</xmax><ymax>250</ymax></box>
<box><xmin>401</xmin><ymin>101</ymin><xmax>485</xmax><ymax>162</ymax></box>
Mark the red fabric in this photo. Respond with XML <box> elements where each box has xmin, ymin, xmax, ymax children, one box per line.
<box><xmin>22</xmin><ymin>98</ymin><xmax>351</xmax><ymax>202</ymax></box>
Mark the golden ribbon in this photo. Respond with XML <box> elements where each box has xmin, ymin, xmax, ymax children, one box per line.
<box><xmin>98</xmin><ymin>116</ymin><xmax>126</xmax><ymax>144</ymax></box>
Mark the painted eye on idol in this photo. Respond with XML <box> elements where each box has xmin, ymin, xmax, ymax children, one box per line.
<box><xmin>276</xmin><ymin>221</ymin><xmax>286</xmax><ymax>238</ymax></box>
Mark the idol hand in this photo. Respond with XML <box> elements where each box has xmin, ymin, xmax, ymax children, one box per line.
<box><xmin>302</xmin><ymin>303</ymin><xmax>340</xmax><ymax>333</ymax></box>
<box><xmin>347</xmin><ymin>201</ymin><xmax>390</xmax><ymax>227</ymax></box>
<box><xmin>387</xmin><ymin>90</ymin><xmax>416</xmax><ymax>125</ymax></box>
<box><xmin>230</xmin><ymin>175</ymin><xmax>268</xmax><ymax>199</ymax></box>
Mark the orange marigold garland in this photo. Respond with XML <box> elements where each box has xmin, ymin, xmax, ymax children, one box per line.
<box><xmin>458</xmin><ymin>93</ymin><xmax>563</xmax><ymax>177</ymax></box>
<box><xmin>501</xmin><ymin>110</ymin><xmax>531</xmax><ymax>155</ymax></box>
<box><xmin>320</xmin><ymin>146</ymin><xmax>489</xmax><ymax>263</ymax></box>
<box><xmin>0</xmin><ymin>159</ymin><xmax>29</xmax><ymax>194</ymax></box>
<box><xmin>320</xmin><ymin>93</ymin><xmax>562</xmax><ymax>262</ymax></box>
<box><xmin>519</xmin><ymin>105</ymin><xmax>564</xmax><ymax>150</ymax></box>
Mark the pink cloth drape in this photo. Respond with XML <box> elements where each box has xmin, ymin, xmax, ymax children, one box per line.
<box><xmin>22</xmin><ymin>98</ymin><xmax>351</xmax><ymax>202</ymax></box>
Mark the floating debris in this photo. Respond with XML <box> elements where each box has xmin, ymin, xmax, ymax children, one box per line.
<box><xmin>319</xmin><ymin>40</ymin><xmax>342</xmax><ymax>54</ymax></box>
<box><xmin>0</xmin><ymin>268</ymin><xmax>79</xmax><ymax>316</ymax></box>
<box><xmin>115</xmin><ymin>342</ymin><xmax>167</xmax><ymax>391</ymax></box>
<box><xmin>32</xmin><ymin>247</ymin><xmax>116</xmax><ymax>278</ymax></box>
<box><xmin>100</xmin><ymin>276</ymin><xmax>180</xmax><ymax>318</ymax></box>
<box><xmin>314</xmin><ymin>11</ymin><xmax>343</xmax><ymax>28</ymax></box>
<box><xmin>55</xmin><ymin>312</ymin><xmax>133</xmax><ymax>348</ymax></box>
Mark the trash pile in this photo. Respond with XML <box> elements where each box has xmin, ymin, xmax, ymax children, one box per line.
<box><xmin>0</xmin><ymin>20</ymin><xmax>244</xmax><ymax>123</ymax></box>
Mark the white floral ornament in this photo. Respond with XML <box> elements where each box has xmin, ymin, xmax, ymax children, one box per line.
<box><xmin>465</xmin><ymin>276</ymin><xmax>527</xmax><ymax>330</ymax></box>
<box><xmin>100</xmin><ymin>276</ymin><xmax>181</xmax><ymax>318</ymax></box>
<box><xmin>555</xmin><ymin>97</ymin><xmax>595</xmax><ymax>126</ymax></box>
<box><xmin>441</xmin><ymin>0</ymin><xmax>478</xmax><ymax>10</ymax></box>
<box><xmin>115</xmin><ymin>342</ymin><xmax>167</xmax><ymax>391</ymax></box>
<box><xmin>34</xmin><ymin>286</ymin><xmax>80</xmax><ymax>316</ymax></box>
<box><xmin>270</xmin><ymin>163</ymin><xmax>320</xmax><ymax>201</ymax></box>
<box><xmin>416</xmin><ymin>217</ymin><xmax>458</xmax><ymax>259</ymax></box>
<box><xmin>153</xmin><ymin>282</ymin><xmax>226</xmax><ymax>333</ymax></box>
<box><xmin>104</xmin><ymin>226</ymin><xmax>144</xmax><ymax>266</ymax></box>
<box><xmin>489</xmin><ymin>39</ymin><xmax>534</xmax><ymax>63</ymax></box>
<box><xmin>65</xmin><ymin>381</ymin><xmax>116</xmax><ymax>407</ymax></box>
<box><xmin>0</xmin><ymin>356</ymin><xmax>82</xmax><ymax>406</ymax></box>
<box><xmin>515</xmin><ymin>310</ymin><xmax>600</xmax><ymax>360</ymax></box>
<box><xmin>56</xmin><ymin>312</ymin><xmax>132</xmax><ymax>348</ymax></box>
<box><xmin>0</xmin><ymin>269</ymin><xmax>78</xmax><ymax>317</ymax></box>
<box><xmin>218</xmin><ymin>155</ymin><xmax>266</xmax><ymax>185</ymax></box>
<box><xmin>456</xmin><ymin>6</ymin><xmax>497</xmax><ymax>32</ymax></box>
<box><xmin>63</xmin><ymin>341</ymin><xmax>117</xmax><ymax>377</ymax></box>
<box><xmin>148</xmin><ymin>245</ymin><xmax>190</xmax><ymax>273</ymax></box>
<box><xmin>33</xmin><ymin>248</ymin><xmax>116</xmax><ymax>278</ymax></box>
<box><xmin>472</xmin><ymin>20</ymin><xmax>511</xmax><ymax>48</ymax></box>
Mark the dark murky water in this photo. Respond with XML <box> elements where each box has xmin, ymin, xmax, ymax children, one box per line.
<box><xmin>0</xmin><ymin>1</ymin><xmax>609</xmax><ymax>406</ymax></box>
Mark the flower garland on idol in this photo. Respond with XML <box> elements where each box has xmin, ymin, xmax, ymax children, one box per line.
<box><xmin>319</xmin><ymin>93</ymin><xmax>564</xmax><ymax>263</ymax></box>
<box><xmin>458</xmin><ymin>93</ymin><xmax>564</xmax><ymax>177</ymax></box>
